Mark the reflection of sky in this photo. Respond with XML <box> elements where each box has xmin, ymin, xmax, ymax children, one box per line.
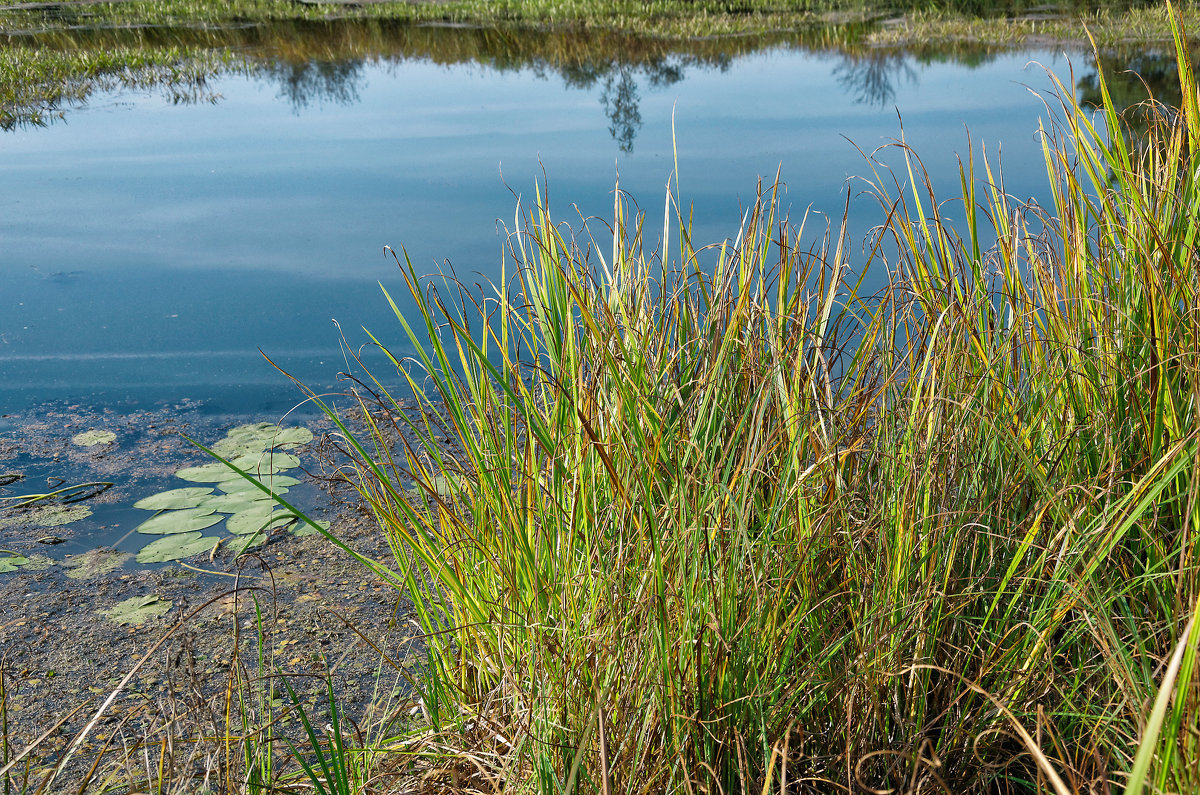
<box><xmin>0</xmin><ymin>46</ymin><xmax>1082</xmax><ymax>411</ymax></box>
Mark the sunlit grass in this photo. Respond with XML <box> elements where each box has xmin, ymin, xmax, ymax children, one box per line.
<box><xmin>867</xmin><ymin>2</ymin><xmax>1200</xmax><ymax>48</ymax></box>
<box><xmin>312</xmin><ymin>6</ymin><xmax>1200</xmax><ymax>793</ymax></box>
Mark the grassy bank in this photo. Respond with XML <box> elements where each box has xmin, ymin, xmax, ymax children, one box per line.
<box><xmin>292</xmin><ymin>7</ymin><xmax>1200</xmax><ymax>794</ymax></box>
<box><xmin>0</xmin><ymin>0</ymin><xmax>1163</xmax><ymax>38</ymax></box>
<box><xmin>1</xmin><ymin>0</ymin><xmax>1193</xmax><ymax>46</ymax></box>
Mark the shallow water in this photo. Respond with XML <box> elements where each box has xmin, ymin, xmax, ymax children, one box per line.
<box><xmin>1</xmin><ymin>40</ymin><xmax>1108</xmax><ymax>417</ymax></box>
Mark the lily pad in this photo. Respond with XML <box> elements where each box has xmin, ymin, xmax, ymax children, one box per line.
<box><xmin>133</xmin><ymin>487</ymin><xmax>215</xmax><ymax>511</ymax></box>
<box><xmin>174</xmin><ymin>461</ymin><xmax>243</xmax><ymax>483</ymax></box>
<box><xmin>231</xmin><ymin>531</ymin><xmax>270</xmax><ymax>554</ymax></box>
<box><xmin>0</xmin><ymin>552</ymin><xmax>30</xmax><ymax>573</ymax></box>
<box><xmin>63</xmin><ymin>549</ymin><xmax>132</xmax><ymax>580</ymax></box>
<box><xmin>218</xmin><ymin>423</ymin><xmax>311</xmax><ymax>451</ymax></box>
<box><xmin>135</xmin><ymin>532</ymin><xmax>219</xmax><ymax>563</ymax></box>
<box><xmin>210</xmin><ymin>439</ymin><xmax>266</xmax><ymax>458</ymax></box>
<box><xmin>226</xmin><ymin>422</ymin><xmax>281</xmax><ymax>439</ymax></box>
<box><xmin>19</xmin><ymin>554</ymin><xmax>55</xmax><ymax>572</ymax></box>
<box><xmin>219</xmin><ymin>474</ymin><xmax>300</xmax><ymax>494</ymax></box>
<box><xmin>0</xmin><ymin>505</ymin><xmax>89</xmax><ymax>530</ymax></box>
<box><xmin>269</xmin><ymin>427</ymin><xmax>313</xmax><ymax>448</ymax></box>
<box><xmin>407</xmin><ymin>474</ymin><xmax>462</xmax><ymax>499</ymax></box>
<box><xmin>195</xmin><ymin>491</ymin><xmax>277</xmax><ymax>513</ymax></box>
<box><xmin>101</xmin><ymin>594</ymin><xmax>172</xmax><ymax>625</ymax></box>
<box><xmin>72</xmin><ymin>429</ymin><xmax>116</xmax><ymax>447</ymax></box>
<box><xmin>226</xmin><ymin>508</ymin><xmax>296</xmax><ymax>535</ymax></box>
<box><xmin>135</xmin><ymin>507</ymin><xmax>221</xmax><ymax>535</ymax></box>
<box><xmin>228</xmin><ymin>451</ymin><xmax>300</xmax><ymax>475</ymax></box>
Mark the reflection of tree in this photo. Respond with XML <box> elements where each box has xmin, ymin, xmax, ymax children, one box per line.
<box><xmin>262</xmin><ymin>59</ymin><xmax>364</xmax><ymax>111</ymax></box>
<box><xmin>602</xmin><ymin>67</ymin><xmax>642</xmax><ymax>153</ymax></box>
<box><xmin>562</xmin><ymin>55</ymin><xmax>691</xmax><ymax>153</ymax></box>
<box><xmin>832</xmin><ymin>51</ymin><xmax>917</xmax><ymax>107</ymax></box>
<box><xmin>1074</xmin><ymin>50</ymin><xmax>1191</xmax><ymax>187</ymax></box>
<box><xmin>1077</xmin><ymin>49</ymin><xmax>1184</xmax><ymax>125</ymax></box>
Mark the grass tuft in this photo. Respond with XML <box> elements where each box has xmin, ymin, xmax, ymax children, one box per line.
<box><xmin>321</xmin><ymin>4</ymin><xmax>1200</xmax><ymax>792</ymax></box>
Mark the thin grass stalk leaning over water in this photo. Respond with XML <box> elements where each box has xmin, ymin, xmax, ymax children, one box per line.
<box><xmin>323</xmin><ymin>13</ymin><xmax>1200</xmax><ymax>794</ymax></box>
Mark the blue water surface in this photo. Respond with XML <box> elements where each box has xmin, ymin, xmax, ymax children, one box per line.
<box><xmin>1</xmin><ymin>45</ymin><xmax>1084</xmax><ymax>415</ymax></box>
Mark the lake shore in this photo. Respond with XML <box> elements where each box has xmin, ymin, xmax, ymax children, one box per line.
<box><xmin>1</xmin><ymin>0</ymin><xmax>1194</xmax><ymax>46</ymax></box>
<box><xmin>0</xmin><ymin>402</ymin><xmax>423</xmax><ymax>788</ymax></box>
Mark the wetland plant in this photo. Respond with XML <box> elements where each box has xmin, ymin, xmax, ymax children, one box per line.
<box><xmin>10</xmin><ymin>7</ymin><xmax>1200</xmax><ymax>794</ymax></box>
<box><xmin>315</xmin><ymin>9</ymin><xmax>1200</xmax><ymax>794</ymax></box>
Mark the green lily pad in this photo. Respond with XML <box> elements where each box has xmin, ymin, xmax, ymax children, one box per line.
<box><xmin>133</xmin><ymin>487</ymin><xmax>215</xmax><ymax>511</ymax></box>
<box><xmin>174</xmin><ymin>461</ymin><xmax>243</xmax><ymax>483</ymax></box>
<box><xmin>72</xmin><ymin>429</ymin><xmax>116</xmax><ymax>447</ymax></box>
<box><xmin>135</xmin><ymin>532</ymin><xmax>219</xmax><ymax>563</ymax></box>
<box><xmin>231</xmin><ymin>531</ymin><xmax>270</xmax><ymax>554</ymax></box>
<box><xmin>195</xmin><ymin>491</ymin><xmax>276</xmax><ymax>513</ymax></box>
<box><xmin>228</xmin><ymin>451</ymin><xmax>300</xmax><ymax>475</ymax></box>
<box><xmin>101</xmin><ymin>594</ymin><xmax>172</xmax><ymax>625</ymax></box>
<box><xmin>226</xmin><ymin>422</ymin><xmax>281</xmax><ymax>439</ymax></box>
<box><xmin>407</xmin><ymin>474</ymin><xmax>461</xmax><ymax>499</ymax></box>
<box><xmin>226</xmin><ymin>508</ymin><xmax>296</xmax><ymax>535</ymax></box>
<box><xmin>219</xmin><ymin>423</ymin><xmax>311</xmax><ymax>450</ymax></box>
<box><xmin>219</xmin><ymin>474</ymin><xmax>300</xmax><ymax>494</ymax></box>
<box><xmin>209</xmin><ymin>440</ymin><xmax>264</xmax><ymax>458</ymax></box>
<box><xmin>269</xmin><ymin>427</ymin><xmax>313</xmax><ymax>448</ymax></box>
<box><xmin>210</xmin><ymin>427</ymin><xmax>275</xmax><ymax>457</ymax></box>
<box><xmin>0</xmin><ymin>552</ymin><xmax>30</xmax><ymax>573</ymax></box>
<box><xmin>63</xmin><ymin>549</ymin><xmax>132</xmax><ymax>580</ymax></box>
<box><xmin>19</xmin><ymin>554</ymin><xmax>55</xmax><ymax>572</ymax></box>
<box><xmin>0</xmin><ymin>505</ymin><xmax>85</xmax><ymax>529</ymax></box>
<box><xmin>135</xmin><ymin>507</ymin><xmax>221</xmax><ymax>535</ymax></box>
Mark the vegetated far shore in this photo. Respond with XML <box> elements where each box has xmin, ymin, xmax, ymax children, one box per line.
<box><xmin>0</xmin><ymin>0</ymin><xmax>1195</xmax><ymax>45</ymax></box>
<box><xmin>3</xmin><ymin>0</ymin><xmax>1196</xmax><ymax>129</ymax></box>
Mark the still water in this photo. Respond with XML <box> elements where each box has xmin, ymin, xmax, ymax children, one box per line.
<box><xmin>2</xmin><ymin>41</ymin><xmax>1096</xmax><ymax>416</ymax></box>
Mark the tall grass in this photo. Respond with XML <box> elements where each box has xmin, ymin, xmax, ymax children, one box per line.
<box><xmin>323</xmin><ymin>9</ymin><xmax>1200</xmax><ymax>793</ymax></box>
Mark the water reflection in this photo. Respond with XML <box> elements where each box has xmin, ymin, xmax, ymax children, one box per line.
<box><xmin>0</xmin><ymin>17</ymin><xmax>867</xmax><ymax>144</ymax></box>
<box><xmin>601</xmin><ymin>68</ymin><xmax>641</xmax><ymax>153</ymax></box>
<box><xmin>833</xmin><ymin>51</ymin><xmax>918</xmax><ymax>107</ymax></box>
<box><xmin>1078</xmin><ymin>48</ymin><xmax>1185</xmax><ymax>116</ymax></box>
<box><xmin>3</xmin><ymin>16</ymin><xmax>1189</xmax><ymax>152</ymax></box>
<box><xmin>264</xmin><ymin>59</ymin><xmax>365</xmax><ymax>110</ymax></box>
<box><xmin>0</xmin><ymin>32</ymin><xmax>1119</xmax><ymax>415</ymax></box>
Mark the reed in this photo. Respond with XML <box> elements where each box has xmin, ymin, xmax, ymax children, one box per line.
<box><xmin>313</xmin><ymin>5</ymin><xmax>1200</xmax><ymax>792</ymax></box>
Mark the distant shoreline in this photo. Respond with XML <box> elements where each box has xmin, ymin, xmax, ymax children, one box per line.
<box><xmin>1</xmin><ymin>0</ymin><xmax>1195</xmax><ymax>48</ymax></box>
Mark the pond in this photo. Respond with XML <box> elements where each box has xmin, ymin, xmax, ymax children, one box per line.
<box><xmin>0</xmin><ymin>23</ymin><xmax>1173</xmax><ymax>560</ymax></box>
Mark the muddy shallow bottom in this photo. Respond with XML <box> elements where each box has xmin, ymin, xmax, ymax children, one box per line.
<box><xmin>0</xmin><ymin>400</ymin><xmax>426</xmax><ymax>790</ymax></box>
